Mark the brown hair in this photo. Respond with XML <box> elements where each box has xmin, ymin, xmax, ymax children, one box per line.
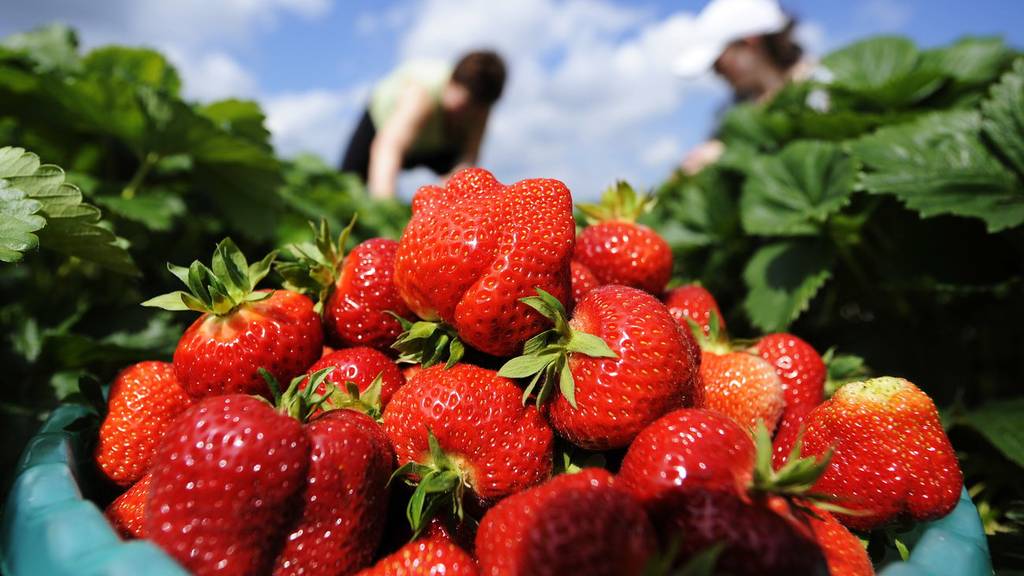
<box><xmin>451</xmin><ymin>51</ymin><xmax>507</xmax><ymax>105</ymax></box>
<box><xmin>761</xmin><ymin>19</ymin><xmax>804</xmax><ymax>71</ymax></box>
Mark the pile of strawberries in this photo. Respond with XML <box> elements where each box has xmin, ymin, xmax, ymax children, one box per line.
<box><xmin>95</xmin><ymin>168</ymin><xmax>963</xmax><ymax>576</ymax></box>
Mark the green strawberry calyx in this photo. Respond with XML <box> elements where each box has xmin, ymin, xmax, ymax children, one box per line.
<box><xmin>389</xmin><ymin>428</ymin><xmax>469</xmax><ymax>538</ymax></box>
<box><xmin>748</xmin><ymin>420</ymin><xmax>855</xmax><ymax>516</ymax></box>
<box><xmin>390</xmin><ymin>313</ymin><xmax>465</xmax><ymax>369</ymax></box>
<box><xmin>498</xmin><ymin>287</ymin><xmax>617</xmax><ymax>409</ymax></box>
<box><xmin>684</xmin><ymin>311</ymin><xmax>730</xmax><ymax>355</ymax></box>
<box><xmin>141</xmin><ymin>237</ymin><xmax>276</xmax><ymax>316</ymax></box>
<box><xmin>576</xmin><ymin>180</ymin><xmax>657</xmax><ymax>224</ymax></box>
<box><xmin>326</xmin><ymin>372</ymin><xmax>385</xmax><ymax>421</ymax></box>
<box><xmin>260</xmin><ymin>367</ymin><xmax>337</xmax><ymax>423</ymax></box>
<box><xmin>275</xmin><ymin>216</ymin><xmax>357</xmax><ymax>313</ymax></box>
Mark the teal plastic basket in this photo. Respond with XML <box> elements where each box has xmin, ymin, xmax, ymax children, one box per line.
<box><xmin>2</xmin><ymin>405</ymin><xmax>993</xmax><ymax>576</ymax></box>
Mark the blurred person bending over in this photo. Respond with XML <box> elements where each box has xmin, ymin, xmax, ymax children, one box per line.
<box><xmin>675</xmin><ymin>0</ymin><xmax>812</xmax><ymax>174</ymax></box>
<box><xmin>341</xmin><ymin>51</ymin><xmax>506</xmax><ymax>199</ymax></box>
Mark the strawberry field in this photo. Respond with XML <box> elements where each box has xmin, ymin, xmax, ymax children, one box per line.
<box><xmin>2</xmin><ymin>24</ymin><xmax>1024</xmax><ymax>575</ymax></box>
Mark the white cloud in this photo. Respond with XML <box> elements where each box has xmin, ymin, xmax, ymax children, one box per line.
<box><xmin>642</xmin><ymin>135</ymin><xmax>683</xmax><ymax>168</ymax></box>
<box><xmin>265</xmin><ymin>85</ymin><xmax>370</xmax><ymax>160</ymax></box>
<box><xmin>856</xmin><ymin>0</ymin><xmax>912</xmax><ymax>32</ymax></box>
<box><xmin>168</xmin><ymin>50</ymin><xmax>259</xmax><ymax>102</ymax></box>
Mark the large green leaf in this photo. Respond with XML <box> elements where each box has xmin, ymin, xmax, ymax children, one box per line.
<box><xmin>851</xmin><ymin>110</ymin><xmax>1024</xmax><ymax>232</ymax></box>
<box><xmin>822</xmin><ymin>36</ymin><xmax>945</xmax><ymax>109</ymax></box>
<box><xmin>743</xmin><ymin>240</ymin><xmax>833</xmax><ymax>332</ymax></box>
<box><xmin>0</xmin><ymin>146</ymin><xmax>137</xmax><ymax>274</ymax></box>
<box><xmin>958</xmin><ymin>398</ymin><xmax>1024</xmax><ymax>469</ymax></box>
<box><xmin>82</xmin><ymin>46</ymin><xmax>182</xmax><ymax>96</ymax></box>
<box><xmin>740</xmin><ymin>140</ymin><xmax>857</xmax><ymax>236</ymax></box>
<box><xmin>923</xmin><ymin>37</ymin><xmax>1014</xmax><ymax>88</ymax></box>
<box><xmin>0</xmin><ymin>179</ymin><xmax>45</xmax><ymax>262</ymax></box>
<box><xmin>981</xmin><ymin>59</ymin><xmax>1024</xmax><ymax>178</ymax></box>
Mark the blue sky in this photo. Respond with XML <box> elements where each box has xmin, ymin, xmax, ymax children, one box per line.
<box><xmin>3</xmin><ymin>0</ymin><xmax>1023</xmax><ymax>200</ymax></box>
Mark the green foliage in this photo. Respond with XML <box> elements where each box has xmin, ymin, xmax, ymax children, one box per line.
<box><xmin>956</xmin><ymin>399</ymin><xmax>1024</xmax><ymax>469</ymax></box>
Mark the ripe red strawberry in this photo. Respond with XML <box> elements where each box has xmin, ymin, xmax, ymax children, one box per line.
<box><xmin>274</xmin><ymin>408</ymin><xmax>395</xmax><ymax>576</ymax></box>
<box><xmin>393</xmin><ymin>168</ymin><xmax>575</xmax><ymax>359</ymax></box>
<box><xmin>663</xmin><ymin>283</ymin><xmax>725</xmax><ymax>338</ymax></box>
<box><xmin>106</xmin><ymin>473</ymin><xmax>151</xmax><ymax>539</ymax></box>
<box><xmin>749</xmin><ymin>333</ymin><xmax>826</xmax><ymax>465</ymax></box>
<box><xmin>809</xmin><ymin>511</ymin><xmax>875</xmax><ymax>576</ymax></box>
<box><xmin>383</xmin><ymin>363</ymin><xmax>553</xmax><ymax>533</ymax></box>
<box><xmin>475</xmin><ymin>468</ymin><xmax>656</xmax><ymax>576</ymax></box>
<box><xmin>500</xmin><ymin>286</ymin><xmax>699</xmax><ymax>450</ymax></box>
<box><xmin>569</xmin><ymin>260</ymin><xmax>600</xmax><ymax>304</ymax></box>
<box><xmin>305</xmin><ymin>346</ymin><xmax>405</xmax><ymax>413</ymax></box>
<box><xmin>145</xmin><ymin>394</ymin><xmax>311</xmax><ymax>576</ymax></box>
<box><xmin>95</xmin><ymin>361</ymin><xmax>194</xmax><ymax>486</ymax></box>
<box><xmin>326</xmin><ymin>238</ymin><xmax>412</xmax><ymax>349</ymax></box>
<box><xmin>356</xmin><ymin>538</ymin><xmax>478</xmax><ymax>576</ymax></box>
<box><xmin>618</xmin><ymin>408</ymin><xmax>756</xmax><ymax>510</ymax></box>
<box><xmin>144</xmin><ymin>239</ymin><xmax>322</xmax><ymax>399</ymax></box>
<box><xmin>792</xmin><ymin>377</ymin><xmax>963</xmax><ymax>530</ymax></box>
<box><xmin>656</xmin><ymin>489</ymin><xmax>828</xmax><ymax>576</ymax></box>
<box><xmin>698</xmin><ymin>350</ymin><xmax>785</xmax><ymax>433</ymax></box>
<box><xmin>277</xmin><ymin>219</ymin><xmax>413</xmax><ymax>351</ymax></box>
<box><xmin>574</xmin><ymin>182</ymin><xmax>672</xmax><ymax>295</ymax></box>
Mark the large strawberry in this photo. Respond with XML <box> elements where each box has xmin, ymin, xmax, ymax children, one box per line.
<box><xmin>574</xmin><ymin>181</ymin><xmax>672</xmax><ymax>295</ymax></box>
<box><xmin>274</xmin><ymin>406</ymin><xmax>395</xmax><ymax>576</ymax></box>
<box><xmin>475</xmin><ymin>468</ymin><xmax>656</xmax><ymax>576</ymax></box>
<box><xmin>383</xmin><ymin>363</ymin><xmax>553</xmax><ymax>534</ymax></box>
<box><xmin>751</xmin><ymin>333</ymin><xmax>826</xmax><ymax>463</ymax></box>
<box><xmin>791</xmin><ymin>377</ymin><xmax>963</xmax><ymax>530</ymax></box>
<box><xmin>144</xmin><ymin>239</ymin><xmax>322</xmax><ymax>398</ymax></box>
<box><xmin>500</xmin><ymin>286</ymin><xmax>699</xmax><ymax>450</ymax></box>
<box><xmin>95</xmin><ymin>361</ymin><xmax>194</xmax><ymax>486</ymax></box>
<box><xmin>617</xmin><ymin>408</ymin><xmax>755</xmax><ymax>509</ymax></box>
<box><xmin>393</xmin><ymin>168</ymin><xmax>575</xmax><ymax>359</ymax></box>
<box><xmin>305</xmin><ymin>346</ymin><xmax>405</xmax><ymax>415</ymax></box>
<box><xmin>145</xmin><ymin>394</ymin><xmax>311</xmax><ymax>575</ymax></box>
<box><xmin>106</xmin><ymin>473</ymin><xmax>151</xmax><ymax>540</ymax></box>
<box><xmin>277</xmin><ymin>219</ymin><xmax>413</xmax><ymax>350</ymax></box>
<box><xmin>663</xmin><ymin>283</ymin><xmax>725</xmax><ymax>338</ymax></box>
<box><xmin>698</xmin><ymin>349</ymin><xmax>785</xmax><ymax>433</ymax></box>
<box><xmin>356</xmin><ymin>538</ymin><xmax>477</xmax><ymax>576</ymax></box>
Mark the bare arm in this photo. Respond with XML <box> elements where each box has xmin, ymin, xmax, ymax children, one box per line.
<box><xmin>367</xmin><ymin>85</ymin><xmax>433</xmax><ymax>199</ymax></box>
<box><xmin>460</xmin><ymin>108</ymin><xmax>489</xmax><ymax>167</ymax></box>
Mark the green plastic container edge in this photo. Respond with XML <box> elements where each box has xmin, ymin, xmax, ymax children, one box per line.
<box><xmin>1</xmin><ymin>405</ymin><xmax>993</xmax><ymax>576</ymax></box>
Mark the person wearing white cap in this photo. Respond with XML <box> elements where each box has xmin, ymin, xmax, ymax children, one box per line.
<box><xmin>677</xmin><ymin>0</ymin><xmax>812</xmax><ymax>174</ymax></box>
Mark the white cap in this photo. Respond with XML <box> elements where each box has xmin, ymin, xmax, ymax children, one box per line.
<box><xmin>673</xmin><ymin>0</ymin><xmax>789</xmax><ymax>78</ymax></box>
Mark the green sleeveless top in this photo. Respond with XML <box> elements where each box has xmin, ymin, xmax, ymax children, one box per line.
<box><xmin>369</xmin><ymin>60</ymin><xmax>452</xmax><ymax>155</ymax></box>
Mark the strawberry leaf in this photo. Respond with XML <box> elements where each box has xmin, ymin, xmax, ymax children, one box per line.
<box><xmin>739</xmin><ymin>140</ymin><xmax>857</xmax><ymax>236</ymax></box>
<box><xmin>851</xmin><ymin>110</ymin><xmax>1024</xmax><ymax>232</ymax></box>
<box><xmin>981</xmin><ymin>58</ymin><xmax>1024</xmax><ymax>179</ymax></box>
<box><xmin>390</xmin><ymin>317</ymin><xmax>464</xmax><ymax>368</ymax></box>
<box><xmin>564</xmin><ymin>331</ymin><xmax>616</xmax><ymax>358</ymax></box>
<box><xmin>743</xmin><ymin>240</ymin><xmax>833</xmax><ymax>332</ymax></box>
<box><xmin>0</xmin><ymin>146</ymin><xmax>137</xmax><ymax>273</ymax></box>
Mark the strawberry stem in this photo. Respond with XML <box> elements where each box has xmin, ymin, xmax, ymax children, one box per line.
<box><xmin>389</xmin><ymin>428</ymin><xmax>469</xmax><ymax>538</ymax></box>
<box><xmin>275</xmin><ymin>216</ymin><xmax>358</xmax><ymax>313</ymax></box>
<box><xmin>498</xmin><ymin>287</ymin><xmax>616</xmax><ymax>409</ymax></box>
<box><xmin>389</xmin><ymin>313</ymin><xmax>465</xmax><ymax>368</ymax></box>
